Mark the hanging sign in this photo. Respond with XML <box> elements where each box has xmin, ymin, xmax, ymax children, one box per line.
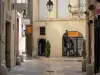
<box><xmin>27</xmin><ymin>26</ymin><xmax>32</xmax><ymax>33</ymax></box>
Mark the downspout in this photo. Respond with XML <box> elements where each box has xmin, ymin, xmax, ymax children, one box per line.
<box><xmin>0</xmin><ymin>0</ymin><xmax>2</xmax><ymax>73</ymax></box>
<box><xmin>0</xmin><ymin>0</ymin><xmax>4</xmax><ymax>74</ymax></box>
<box><xmin>0</xmin><ymin>0</ymin><xmax>4</xmax><ymax>71</ymax></box>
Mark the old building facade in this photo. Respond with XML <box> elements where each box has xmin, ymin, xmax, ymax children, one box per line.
<box><xmin>0</xmin><ymin>0</ymin><xmax>28</xmax><ymax>71</ymax></box>
<box><xmin>0</xmin><ymin>0</ymin><xmax>16</xmax><ymax>68</ymax></box>
<box><xmin>32</xmin><ymin>0</ymin><xmax>87</xmax><ymax>57</ymax></box>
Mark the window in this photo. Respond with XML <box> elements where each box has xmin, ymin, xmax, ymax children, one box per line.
<box><xmin>79</xmin><ymin>0</ymin><xmax>86</xmax><ymax>18</ymax></box>
<box><xmin>38</xmin><ymin>0</ymin><xmax>69</xmax><ymax>19</ymax></box>
<box><xmin>8</xmin><ymin>0</ymin><xmax>10</xmax><ymax>10</ymax></box>
<box><xmin>57</xmin><ymin>0</ymin><xmax>68</xmax><ymax>18</ymax></box>
<box><xmin>39</xmin><ymin>0</ymin><xmax>48</xmax><ymax>19</ymax></box>
<box><xmin>17</xmin><ymin>0</ymin><xmax>27</xmax><ymax>3</ymax></box>
<box><xmin>40</xmin><ymin>27</ymin><xmax>45</xmax><ymax>35</ymax></box>
<box><xmin>38</xmin><ymin>0</ymin><xmax>84</xmax><ymax>19</ymax></box>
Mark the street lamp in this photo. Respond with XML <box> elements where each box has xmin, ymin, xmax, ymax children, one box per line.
<box><xmin>68</xmin><ymin>0</ymin><xmax>86</xmax><ymax>16</ymax></box>
<box><xmin>46</xmin><ymin>0</ymin><xmax>53</xmax><ymax>12</ymax></box>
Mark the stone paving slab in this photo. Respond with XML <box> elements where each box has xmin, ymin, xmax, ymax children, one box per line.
<box><xmin>38</xmin><ymin>57</ymin><xmax>83</xmax><ymax>61</ymax></box>
<box><xmin>8</xmin><ymin>59</ymin><xmax>86</xmax><ymax>75</ymax></box>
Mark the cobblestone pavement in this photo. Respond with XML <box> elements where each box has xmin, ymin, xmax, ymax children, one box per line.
<box><xmin>8</xmin><ymin>58</ymin><xmax>86</xmax><ymax>75</ymax></box>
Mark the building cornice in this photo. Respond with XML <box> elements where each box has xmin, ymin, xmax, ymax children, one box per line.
<box><xmin>34</xmin><ymin>18</ymin><xmax>86</xmax><ymax>22</ymax></box>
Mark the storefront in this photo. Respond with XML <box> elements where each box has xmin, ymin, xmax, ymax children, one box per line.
<box><xmin>62</xmin><ymin>31</ymin><xmax>83</xmax><ymax>57</ymax></box>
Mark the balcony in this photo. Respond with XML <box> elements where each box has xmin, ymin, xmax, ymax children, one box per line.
<box><xmin>12</xmin><ymin>0</ymin><xmax>28</xmax><ymax>12</ymax></box>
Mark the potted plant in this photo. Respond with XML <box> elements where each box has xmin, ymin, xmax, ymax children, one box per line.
<box><xmin>82</xmin><ymin>39</ymin><xmax>86</xmax><ymax>72</ymax></box>
<box><xmin>45</xmin><ymin>40</ymin><xmax>51</xmax><ymax>57</ymax></box>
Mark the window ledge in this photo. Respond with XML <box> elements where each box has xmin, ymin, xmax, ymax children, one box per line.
<box><xmin>35</xmin><ymin>18</ymin><xmax>86</xmax><ymax>22</ymax></box>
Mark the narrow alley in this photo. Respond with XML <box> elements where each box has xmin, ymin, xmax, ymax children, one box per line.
<box><xmin>8</xmin><ymin>58</ymin><xmax>86</xmax><ymax>75</ymax></box>
<box><xmin>1</xmin><ymin>0</ymin><xmax>100</xmax><ymax>75</ymax></box>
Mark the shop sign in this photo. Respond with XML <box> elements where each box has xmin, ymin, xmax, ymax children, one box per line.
<box><xmin>27</xmin><ymin>26</ymin><xmax>32</xmax><ymax>33</ymax></box>
<box><xmin>68</xmin><ymin>31</ymin><xmax>79</xmax><ymax>37</ymax></box>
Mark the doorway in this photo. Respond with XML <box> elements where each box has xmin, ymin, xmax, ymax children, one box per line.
<box><xmin>38</xmin><ymin>39</ymin><xmax>46</xmax><ymax>56</ymax></box>
<box><xmin>62</xmin><ymin>31</ymin><xmax>83</xmax><ymax>57</ymax></box>
<box><xmin>5</xmin><ymin>21</ymin><xmax>11</xmax><ymax>68</ymax></box>
<box><xmin>94</xmin><ymin>19</ymin><xmax>100</xmax><ymax>74</ymax></box>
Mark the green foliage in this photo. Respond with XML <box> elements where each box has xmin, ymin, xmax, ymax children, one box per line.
<box><xmin>82</xmin><ymin>40</ymin><xmax>86</xmax><ymax>59</ymax></box>
<box><xmin>45</xmin><ymin>40</ymin><xmax>51</xmax><ymax>57</ymax></box>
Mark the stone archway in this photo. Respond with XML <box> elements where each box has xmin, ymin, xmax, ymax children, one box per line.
<box><xmin>62</xmin><ymin>30</ymin><xmax>84</xmax><ymax>57</ymax></box>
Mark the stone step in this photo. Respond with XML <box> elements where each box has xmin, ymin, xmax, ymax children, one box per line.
<box><xmin>38</xmin><ymin>57</ymin><xmax>83</xmax><ymax>61</ymax></box>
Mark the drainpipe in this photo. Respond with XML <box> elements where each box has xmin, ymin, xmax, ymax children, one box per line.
<box><xmin>0</xmin><ymin>0</ymin><xmax>1</xmax><ymax>73</ymax></box>
<box><xmin>0</xmin><ymin>0</ymin><xmax>3</xmax><ymax>73</ymax></box>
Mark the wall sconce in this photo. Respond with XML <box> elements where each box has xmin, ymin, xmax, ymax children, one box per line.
<box><xmin>68</xmin><ymin>1</ymin><xmax>86</xmax><ymax>16</ymax></box>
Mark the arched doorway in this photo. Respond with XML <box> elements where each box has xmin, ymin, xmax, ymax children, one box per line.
<box><xmin>38</xmin><ymin>39</ymin><xmax>46</xmax><ymax>56</ymax></box>
<box><xmin>62</xmin><ymin>31</ymin><xmax>83</xmax><ymax>57</ymax></box>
